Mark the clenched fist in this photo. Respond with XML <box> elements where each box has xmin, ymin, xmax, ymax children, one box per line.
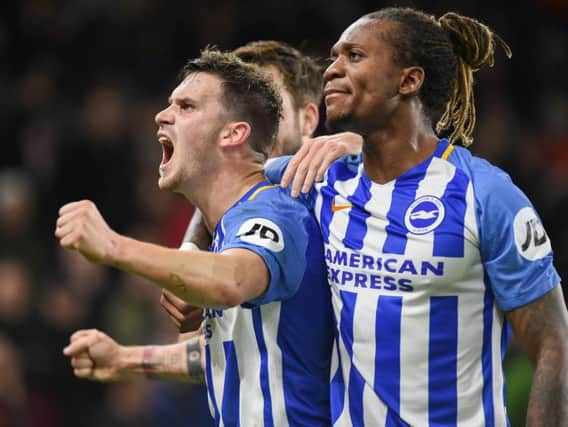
<box><xmin>63</xmin><ymin>329</ymin><xmax>125</xmax><ymax>382</ymax></box>
<box><xmin>55</xmin><ymin>200</ymin><xmax>120</xmax><ymax>265</ymax></box>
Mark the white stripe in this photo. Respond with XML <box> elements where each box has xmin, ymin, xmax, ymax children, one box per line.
<box><xmin>333</xmin><ymin>338</ymin><xmax>354</xmax><ymax>427</ymax></box>
<box><xmin>260</xmin><ymin>302</ymin><xmax>289</xmax><ymax>426</ymax></box>
<box><xmin>331</xmin><ymin>290</ymin><xmax>351</xmax><ymax>427</ymax></box>
<box><xmin>206</xmin><ymin>329</ymin><xmax>228</xmax><ymax>427</ymax></box>
<box><xmin>399</xmin><ymin>294</ymin><xmax>430</xmax><ymax>424</ymax></box>
<box><xmin>352</xmin><ymin>292</ymin><xmax>377</xmax><ymax>390</ymax></box>
<box><xmin>363</xmin><ymin>181</ymin><xmax>395</xmax><ymax>253</ymax></box>
<box><xmin>456</xmin><ymin>182</ymin><xmax>485</xmax><ymax>425</ymax></box>
<box><xmin>328</xmin><ymin>164</ymin><xmax>364</xmax><ymax>246</ymax></box>
<box><xmin>363</xmin><ymin>383</ymin><xmax>389</xmax><ymax>426</ymax></box>
<box><xmin>353</xmin><ymin>293</ymin><xmax>390</xmax><ymax>426</ymax></box>
<box><xmin>456</xmin><ymin>286</ymin><xmax>485</xmax><ymax>426</ymax></box>
<box><xmin>231</xmin><ymin>310</ymin><xmax>265</xmax><ymax>425</ymax></box>
<box><xmin>464</xmin><ymin>180</ymin><xmax>480</xmax><ymax>246</ymax></box>
<box><xmin>491</xmin><ymin>304</ymin><xmax>507</xmax><ymax>426</ymax></box>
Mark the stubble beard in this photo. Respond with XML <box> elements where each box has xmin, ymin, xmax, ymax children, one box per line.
<box><xmin>325</xmin><ymin>111</ymin><xmax>355</xmax><ymax>134</ymax></box>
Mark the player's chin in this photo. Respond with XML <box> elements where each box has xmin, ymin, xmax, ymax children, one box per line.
<box><xmin>157</xmin><ymin>173</ymin><xmax>176</xmax><ymax>191</ymax></box>
<box><xmin>325</xmin><ymin>112</ymin><xmax>352</xmax><ymax>134</ymax></box>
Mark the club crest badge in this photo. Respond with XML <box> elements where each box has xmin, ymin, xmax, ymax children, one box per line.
<box><xmin>404</xmin><ymin>196</ymin><xmax>445</xmax><ymax>235</ymax></box>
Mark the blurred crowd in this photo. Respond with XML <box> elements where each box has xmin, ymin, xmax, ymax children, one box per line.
<box><xmin>0</xmin><ymin>0</ymin><xmax>566</xmax><ymax>426</ymax></box>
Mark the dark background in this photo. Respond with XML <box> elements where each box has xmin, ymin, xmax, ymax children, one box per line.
<box><xmin>1</xmin><ymin>0</ymin><xmax>567</xmax><ymax>426</ymax></box>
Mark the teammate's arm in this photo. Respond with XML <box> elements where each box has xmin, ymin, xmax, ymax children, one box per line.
<box><xmin>506</xmin><ymin>285</ymin><xmax>568</xmax><ymax>426</ymax></box>
<box><xmin>161</xmin><ymin>289</ymin><xmax>204</xmax><ymax>333</ymax></box>
<box><xmin>55</xmin><ymin>200</ymin><xmax>269</xmax><ymax>309</ymax></box>
<box><xmin>63</xmin><ymin>329</ymin><xmax>205</xmax><ymax>383</ymax></box>
<box><xmin>281</xmin><ymin>132</ymin><xmax>362</xmax><ymax>196</ymax></box>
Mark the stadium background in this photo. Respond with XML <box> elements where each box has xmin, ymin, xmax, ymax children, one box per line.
<box><xmin>1</xmin><ymin>0</ymin><xmax>567</xmax><ymax>425</ymax></box>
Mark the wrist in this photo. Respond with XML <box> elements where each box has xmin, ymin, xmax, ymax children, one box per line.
<box><xmin>117</xmin><ymin>345</ymin><xmax>145</xmax><ymax>378</ymax></box>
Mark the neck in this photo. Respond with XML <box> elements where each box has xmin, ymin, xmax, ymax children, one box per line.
<box><xmin>361</xmin><ymin>105</ymin><xmax>440</xmax><ymax>184</ymax></box>
<box><xmin>181</xmin><ymin>165</ymin><xmax>266</xmax><ymax>233</ymax></box>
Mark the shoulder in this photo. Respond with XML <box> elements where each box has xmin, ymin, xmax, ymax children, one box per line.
<box><xmin>223</xmin><ymin>184</ymin><xmax>316</xmax><ymax>238</ymax></box>
<box><xmin>447</xmin><ymin>145</ymin><xmax>527</xmax><ymax>208</ymax></box>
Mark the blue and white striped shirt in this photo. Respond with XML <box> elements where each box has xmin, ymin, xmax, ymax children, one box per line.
<box><xmin>204</xmin><ymin>180</ymin><xmax>333</xmax><ymax>427</ymax></box>
<box><xmin>267</xmin><ymin>139</ymin><xmax>560</xmax><ymax>426</ymax></box>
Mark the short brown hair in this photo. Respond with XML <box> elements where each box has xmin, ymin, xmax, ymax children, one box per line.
<box><xmin>181</xmin><ymin>48</ymin><xmax>283</xmax><ymax>159</ymax></box>
<box><xmin>233</xmin><ymin>40</ymin><xmax>323</xmax><ymax>110</ymax></box>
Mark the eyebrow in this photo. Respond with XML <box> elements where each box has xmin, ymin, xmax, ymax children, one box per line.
<box><xmin>167</xmin><ymin>96</ymin><xmax>196</xmax><ymax>105</ymax></box>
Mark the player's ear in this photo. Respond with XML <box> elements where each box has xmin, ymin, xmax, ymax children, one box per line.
<box><xmin>300</xmin><ymin>102</ymin><xmax>320</xmax><ymax>137</ymax></box>
<box><xmin>399</xmin><ymin>66</ymin><xmax>424</xmax><ymax>96</ymax></box>
<box><xmin>219</xmin><ymin>122</ymin><xmax>251</xmax><ymax>148</ymax></box>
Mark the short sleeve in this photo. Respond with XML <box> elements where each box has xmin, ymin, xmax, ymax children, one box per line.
<box><xmin>264</xmin><ymin>156</ymin><xmax>291</xmax><ymax>185</ymax></box>
<box><xmin>264</xmin><ymin>155</ymin><xmax>318</xmax><ymax>211</ymax></box>
<box><xmin>220</xmin><ymin>191</ymin><xmax>312</xmax><ymax>307</ymax></box>
<box><xmin>475</xmin><ymin>167</ymin><xmax>560</xmax><ymax>311</ymax></box>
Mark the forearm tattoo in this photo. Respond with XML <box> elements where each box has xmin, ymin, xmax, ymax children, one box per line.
<box><xmin>508</xmin><ymin>287</ymin><xmax>568</xmax><ymax>426</ymax></box>
<box><xmin>142</xmin><ymin>346</ymin><xmax>184</xmax><ymax>380</ymax></box>
<box><xmin>169</xmin><ymin>273</ymin><xmax>189</xmax><ymax>298</ymax></box>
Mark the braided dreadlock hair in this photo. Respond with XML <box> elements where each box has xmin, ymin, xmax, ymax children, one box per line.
<box><xmin>365</xmin><ymin>8</ymin><xmax>511</xmax><ymax>146</ymax></box>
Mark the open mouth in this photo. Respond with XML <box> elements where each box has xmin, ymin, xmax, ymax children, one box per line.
<box><xmin>159</xmin><ymin>136</ymin><xmax>174</xmax><ymax>166</ymax></box>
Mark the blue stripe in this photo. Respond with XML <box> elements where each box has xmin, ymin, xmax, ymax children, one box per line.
<box><xmin>252</xmin><ymin>308</ymin><xmax>274</xmax><ymax>427</ymax></box>
<box><xmin>434</xmin><ymin>139</ymin><xmax>451</xmax><ymax>158</ymax></box>
<box><xmin>433</xmin><ymin>168</ymin><xmax>469</xmax><ymax>257</ymax></box>
<box><xmin>343</xmin><ymin>172</ymin><xmax>372</xmax><ymax>250</ymax></box>
<box><xmin>339</xmin><ymin>291</ymin><xmax>365</xmax><ymax>427</ymax></box>
<box><xmin>221</xmin><ymin>341</ymin><xmax>240</xmax><ymax>426</ymax></box>
<box><xmin>481</xmin><ymin>287</ymin><xmax>495</xmax><ymax>427</ymax></box>
<box><xmin>383</xmin><ymin>160</ymin><xmax>431</xmax><ymax>254</ymax></box>
<box><xmin>330</xmin><ymin>315</ymin><xmax>345</xmax><ymax>424</ymax></box>
<box><xmin>205</xmin><ymin>345</ymin><xmax>221</xmax><ymax>426</ymax></box>
<box><xmin>319</xmin><ymin>161</ymin><xmax>359</xmax><ymax>243</ymax></box>
<box><xmin>428</xmin><ymin>296</ymin><xmax>458</xmax><ymax>426</ymax></box>
<box><xmin>385</xmin><ymin>410</ymin><xmax>411</xmax><ymax>427</ymax></box>
<box><xmin>374</xmin><ymin>296</ymin><xmax>403</xmax><ymax>415</ymax></box>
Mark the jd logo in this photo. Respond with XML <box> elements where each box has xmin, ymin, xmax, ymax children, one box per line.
<box><xmin>521</xmin><ymin>218</ymin><xmax>547</xmax><ymax>251</ymax></box>
<box><xmin>237</xmin><ymin>218</ymin><xmax>285</xmax><ymax>252</ymax></box>
<box><xmin>242</xmin><ymin>223</ymin><xmax>280</xmax><ymax>243</ymax></box>
<box><xmin>513</xmin><ymin>207</ymin><xmax>551</xmax><ymax>261</ymax></box>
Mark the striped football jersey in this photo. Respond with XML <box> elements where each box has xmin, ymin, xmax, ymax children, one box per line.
<box><xmin>266</xmin><ymin>139</ymin><xmax>560</xmax><ymax>426</ymax></box>
<box><xmin>203</xmin><ymin>180</ymin><xmax>333</xmax><ymax>427</ymax></box>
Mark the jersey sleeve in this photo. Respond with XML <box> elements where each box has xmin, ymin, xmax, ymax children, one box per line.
<box><xmin>264</xmin><ymin>155</ymin><xmax>318</xmax><ymax>210</ymax></box>
<box><xmin>264</xmin><ymin>156</ymin><xmax>291</xmax><ymax>184</ymax></box>
<box><xmin>475</xmin><ymin>165</ymin><xmax>560</xmax><ymax>311</ymax></box>
<box><xmin>220</xmin><ymin>192</ymin><xmax>312</xmax><ymax>307</ymax></box>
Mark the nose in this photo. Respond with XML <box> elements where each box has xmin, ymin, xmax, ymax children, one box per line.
<box><xmin>155</xmin><ymin>105</ymin><xmax>174</xmax><ymax>126</ymax></box>
<box><xmin>323</xmin><ymin>56</ymin><xmax>344</xmax><ymax>83</ymax></box>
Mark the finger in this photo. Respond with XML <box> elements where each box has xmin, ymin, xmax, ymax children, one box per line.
<box><xmin>69</xmin><ymin>329</ymin><xmax>98</xmax><ymax>343</ymax></box>
<box><xmin>162</xmin><ymin>289</ymin><xmax>192</xmax><ymax>312</ymax></box>
<box><xmin>56</xmin><ymin>206</ymin><xmax>89</xmax><ymax>229</ymax></box>
<box><xmin>55</xmin><ymin>221</ymin><xmax>77</xmax><ymax>240</ymax></box>
<box><xmin>64</xmin><ymin>334</ymin><xmax>99</xmax><ymax>356</ymax></box>
<box><xmin>290</xmin><ymin>158</ymin><xmax>311</xmax><ymax>197</ymax></box>
<box><xmin>315</xmin><ymin>154</ymin><xmax>337</xmax><ymax>182</ymax></box>
<box><xmin>281</xmin><ymin>143</ymin><xmax>310</xmax><ymax>188</ymax></box>
<box><xmin>59</xmin><ymin>232</ymin><xmax>81</xmax><ymax>250</ymax></box>
<box><xmin>160</xmin><ymin>294</ymin><xmax>185</xmax><ymax>323</ymax></box>
<box><xmin>74</xmin><ymin>367</ymin><xmax>94</xmax><ymax>379</ymax></box>
<box><xmin>301</xmin><ymin>149</ymin><xmax>327</xmax><ymax>194</ymax></box>
<box><xmin>59</xmin><ymin>200</ymin><xmax>90</xmax><ymax>216</ymax></box>
<box><xmin>71</xmin><ymin>354</ymin><xmax>94</xmax><ymax>369</ymax></box>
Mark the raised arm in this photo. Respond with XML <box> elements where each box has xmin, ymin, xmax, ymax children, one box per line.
<box><xmin>506</xmin><ymin>285</ymin><xmax>568</xmax><ymax>426</ymax></box>
<box><xmin>63</xmin><ymin>329</ymin><xmax>205</xmax><ymax>383</ymax></box>
<box><xmin>55</xmin><ymin>200</ymin><xmax>269</xmax><ymax>309</ymax></box>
